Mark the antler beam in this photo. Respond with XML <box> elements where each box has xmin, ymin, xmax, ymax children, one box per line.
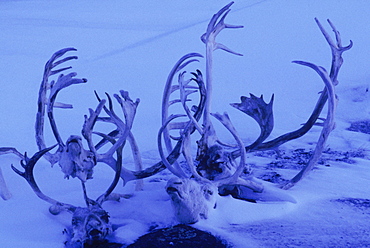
<box><xmin>11</xmin><ymin>145</ymin><xmax>77</xmax><ymax>214</ymax></box>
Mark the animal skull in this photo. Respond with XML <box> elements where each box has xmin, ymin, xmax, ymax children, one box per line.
<box><xmin>165</xmin><ymin>177</ymin><xmax>217</xmax><ymax>224</ymax></box>
<box><xmin>67</xmin><ymin>206</ymin><xmax>112</xmax><ymax>247</ymax></box>
<box><xmin>59</xmin><ymin>135</ymin><xmax>96</xmax><ymax>182</ymax></box>
<box><xmin>196</xmin><ymin>144</ymin><xmax>237</xmax><ymax>181</ymax></box>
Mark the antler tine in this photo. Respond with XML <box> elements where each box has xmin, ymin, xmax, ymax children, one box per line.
<box><xmin>45</xmin><ymin>47</ymin><xmax>78</xmax><ymax>76</ymax></box>
<box><xmin>201</xmin><ymin>1</ymin><xmax>243</xmax><ymax>56</ymax></box>
<box><xmin>282</xmin><ymin>61</ymin><xmax>337</xmax><ymax>189</ymax></box>
<box><xmin>82</xmin><ymin>99</ymin><xmax>106</xmax><ymax>156</ymax></box>
<box><xmin>178</xmin><ymin>71</ymin><xmax>204</xmax><ymax>134</ymax></box>
<box><xmin>36</xmin><ymin>48</ymin><xmax>86</xmax><ymax>165</ymax></box>
<box><xmin>190</xmin><ymin>70</ymin><xmax>207</xmax><ymax>124</ymax></box>
<box><xmin>115</xmin><ymin>90</ymin><xmax>140</xmax><ymax>129</ymax></box>
<box><xmin>204</xmin><ymin>2</ymin><xmax>233</xmax><ymax>36</ymax></box>
<box><xmin>0</xmin><ymin>147</ymin><xmax>24</xmax><ymax>159</ymax></box>
<box><xmin>11</xmin><ymin>145</ymin><xmax>77</xmax><ymax>214</ymax></box>
<box><xmin>315</xmin><ymin>18</ymin><xmax>353</xmax><ymax>84</ymax></box>
<box><xmin>47</xmin><ymin>73</ymin><xmax>88</xmax><ymax>147</ymax></box>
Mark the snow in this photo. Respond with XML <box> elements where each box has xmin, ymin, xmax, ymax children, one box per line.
<box><xmin>1</xmin><ymin>0</ymin><xmax>370</xmax><ymax>247</ymax></box>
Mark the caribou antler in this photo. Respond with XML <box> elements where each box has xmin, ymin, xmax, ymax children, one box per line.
<box><xmin>163</xmin><ymin>9</ymin><xmax>352</xmax><ymax>210</ymax></box>
<box><xmin>161</xmin><ymin>53</ymin><xmax>204</xmax><ymax>177</ymax></box>
<box><xmin>11</xmin><ymin>144</ymin><xmax>124</xmax><ymax>245</ymax></box>
<box><xmin>162</xmin><ymin>53</ymin><xmax>203</xmax><ymax>148</ymax></box>
<box><xmin>236</xmin><ymin>18</ymin><xmax>352</xmax><ymax>154</ymax></box>
<box><xmin>0</xmin><ymin>147</ymin><xmax>24</xmax><ymax>159</ymax></box>
<box><xmin>84</xmin><ymin>90</ymin><xmax>181</xmax><ymax>185</ymax></box>
<box><xmin>159</xmin><ymin>52</ymin><xmax>207</xmax><ymax>177</ymax></box>
<box><xmin>201</xmin><ymin>1</ymin><xmax>243</xmax><ymax>149</ymax></box>
<box><xmin>82</xmin><ymin>91</ymin><xmax>139</xmax><ymax>183</ymax></box>
<box><xmin>35</xmin><ymin>48</ymin><xmax>87</xmax><ymax>165</ymax></box>
<box><xmin>11</xmin><ymin>145</ymin><xmax>77</xmax><ymax>214</ymax></box>
<box><xmin>282</xmin><ymin>61</ymin><xmax>337</xmax><ymax>189</ymax></box>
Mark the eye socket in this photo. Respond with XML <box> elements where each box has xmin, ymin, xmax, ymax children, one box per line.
<box><xmin>101</xmin><ymin>213</ymin><xmax>110</xmax><ymax>223</ymax></box>
<box><xmin>72</xmin><ymin>218</ymin><xmax>80</xmax><ymax>226</ymax></box>
<box><xmin>204</xmin><ymin>189</ymin><xmax>213</xmax><ymax>195</ymax></box>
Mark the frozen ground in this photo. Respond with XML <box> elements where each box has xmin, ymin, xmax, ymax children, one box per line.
<box><xmin>1</xmin><ymin>1</ymin><xmax>370</xmax><ymax>247</ymax></box>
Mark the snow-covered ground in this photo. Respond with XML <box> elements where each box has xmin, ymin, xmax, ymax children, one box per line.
<box><xmin>1</xmin><ymin>1</ymin><xmax>370</xmax><ymax>247</ymax></box>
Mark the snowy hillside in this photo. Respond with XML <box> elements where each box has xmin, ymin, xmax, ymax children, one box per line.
<box><xmin>1</xmin><ymin>1</ymin><xmax>370</xmax><ymax>247</ymax></box>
